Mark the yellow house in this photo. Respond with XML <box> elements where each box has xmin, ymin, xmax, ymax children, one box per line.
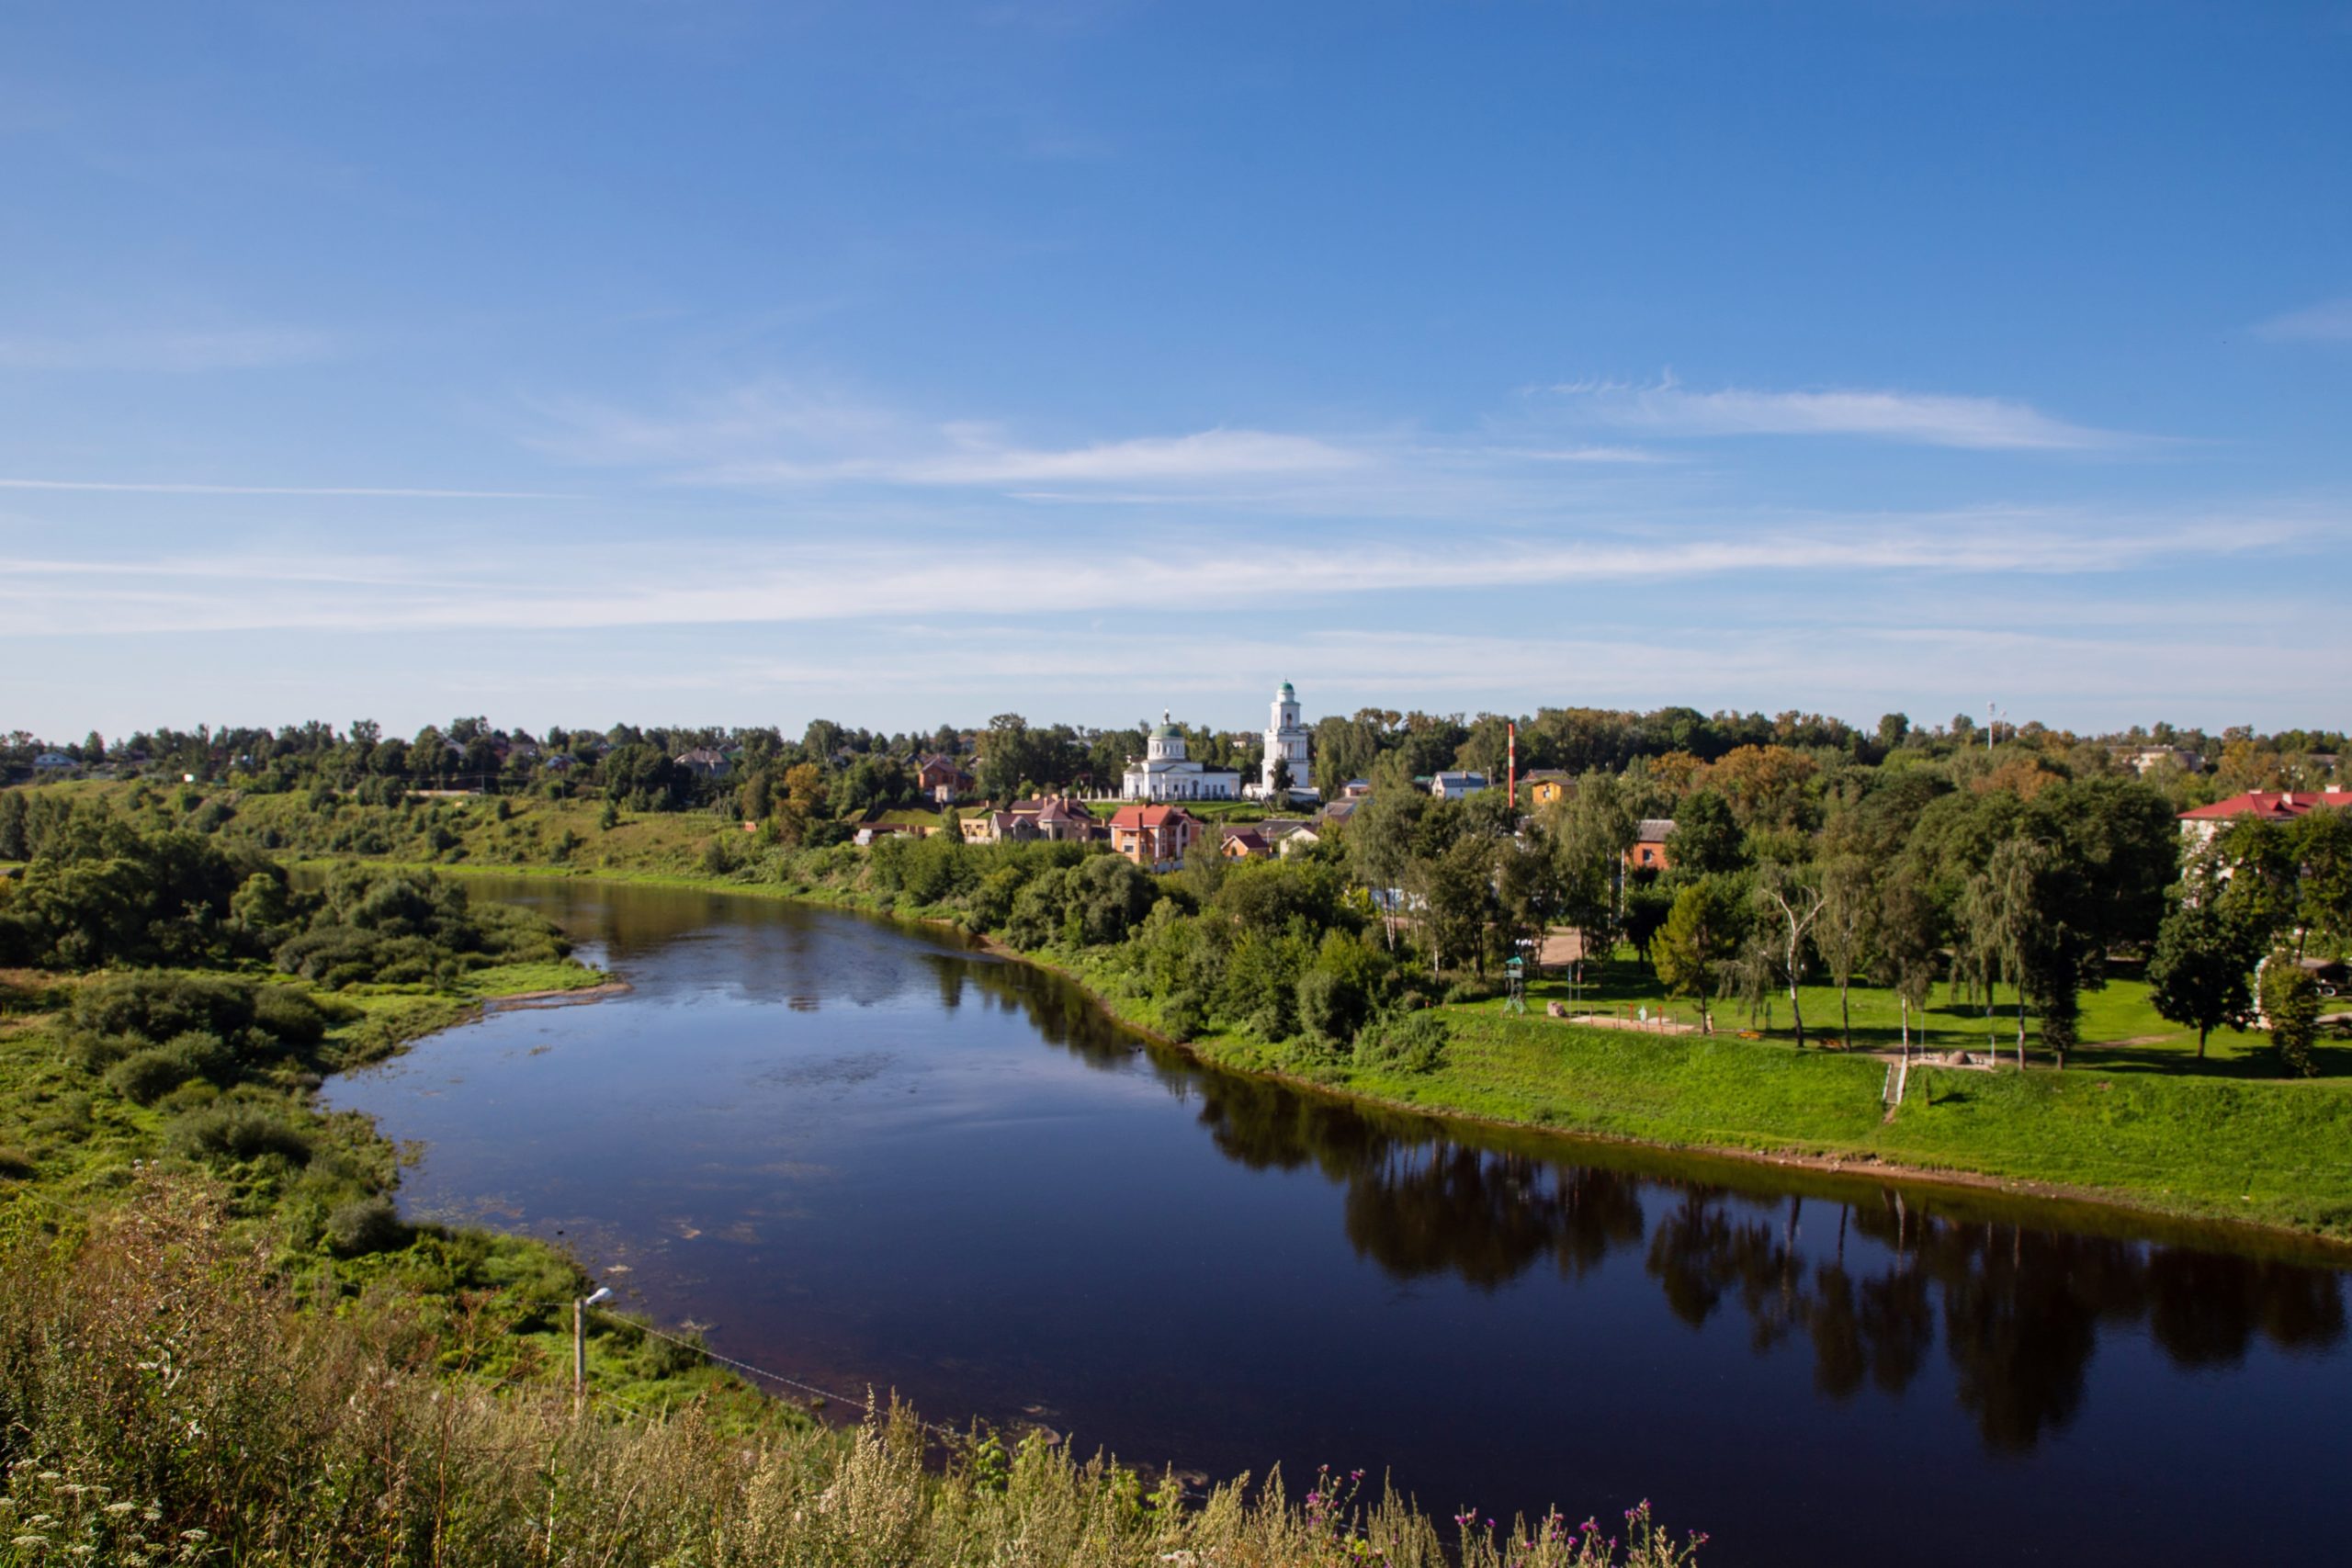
<box><xmin>1524</xmin><ymin>771</ymin><xmax>1574</xmax><ymax>807</ymax></box>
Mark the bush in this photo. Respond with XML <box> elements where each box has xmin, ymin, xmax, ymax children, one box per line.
<box><xmin>1159</xmin><ymin>987</ymin><xmax>1207</xmax><ymax>1043</ymax></box>
<box><xmin>251</xmin><ymin>985</ymin><xmax>329</xmax><ymax>1046</ymax></box>
<box><xmin>72</xmin><ymin>972</ymin><xmax>256</xmax><ymax>1048</ymax></box>
<box><xmin>1296</xmin><ymin>965</ymin><xmax>1370</xmax><ymax>1047</ymax></box>
<box><xmin>105</xmin><ymin>1031</ymin><xmax>233</xmax><ymax>1105</ymax></box>
<box><xmin>325</xmin><ymin>1195</ymin><xmax>409</xmax><ymax>1257</ymax></box>
<box><xmin>1352</xmin><ymin>1010</ymin><xmax>1451</xmax><ymax>1074</ymax></box>
<box><xmin>169</xmin><ymin>1103</ymin><xmax>313</xmax><ymax>1167</ymax></box>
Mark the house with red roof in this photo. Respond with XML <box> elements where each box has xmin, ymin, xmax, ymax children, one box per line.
<box><xmin>1107</xmin><ymin>803</ymin><xmax>1204</xmax><ymax>871</ymax></box>
<box><xmin>2178</xmin><ymin>788</ymin><xmax>2352</xmax><ymax>848</ymax></box>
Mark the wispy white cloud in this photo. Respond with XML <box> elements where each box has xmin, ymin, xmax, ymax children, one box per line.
<box><xmin>2253</xmin><ymin>297</ymin><xmax>2352</xmax><ymax>343</ymax></box>
<box><xmin>0</xmin><ymin>478</ymin><xmax>581</xmax><ymax>500</ymax></box>
<box><xmin>534</xmin><ymin>381</ymin><xmax>1365</xmax><ymax>489</ymax></box>
<box><xmin>1546</xmin><ymin>378</ymin><xmax>2124</xmax><ymax>450</ymax></box>
<box><xmin>0</xmin><ymin>327</ymin><xmax>333</xmax><ymax>372</ymax></box>
<box><xmin>0</xmin><ymin>508</ymin><xmax>2301</xmax><ymax>638</ymax></box>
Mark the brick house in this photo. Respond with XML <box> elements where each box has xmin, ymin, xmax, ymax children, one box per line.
<box><xmin>1625</xmin><ymin>818</ymin><xmax>1675</xmax><ymax>872</ymax></box>
<box><xmin>1107</xmin><ymin>803</ymin><xmax>1204</xmax><ymax>871</ymax></box>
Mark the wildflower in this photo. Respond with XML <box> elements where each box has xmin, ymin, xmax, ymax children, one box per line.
<box><xmin>179</xmin><ymin>1529</ymin><xmax>209</xmax><ymax>1541</ymax></box>
<box><xmin>106</xmin><ymin>1503</ymin><xmax>136</xmax><ymax>1517</ymax></box>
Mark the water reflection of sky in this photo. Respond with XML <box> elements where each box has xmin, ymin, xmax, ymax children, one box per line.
<box><xmin>323</xmin><ymin>879</ymin><xmax>2352</xmax><ymax>1568</ymax></box>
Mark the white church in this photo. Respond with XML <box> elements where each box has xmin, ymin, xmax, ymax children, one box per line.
<box><xmin>1121</xmin><ymin>714</ymin><xmax>1242</xmax><ymax>802</ymax></box>
<box><xmin>1117</xmin><ymin>683</ymin><xmax>1317</xmax><ymax>804</ymax></box>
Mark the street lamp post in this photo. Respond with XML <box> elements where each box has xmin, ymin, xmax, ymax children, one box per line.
<box><xmin>573</xmin><ymin>1285</ymin><xmax>613</xmax><ymax>1416</ymax></box>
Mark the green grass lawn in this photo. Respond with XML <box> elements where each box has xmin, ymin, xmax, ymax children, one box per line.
<box><xmin>1301</xmin><ymin>1005</ymin><xmax>2352</xmax><ymax>1240</ymax></box>
<box><xmin>1529</xmin><ymin>944</ymin><xmax>2344</xmax><ymax>1078</ymax></box>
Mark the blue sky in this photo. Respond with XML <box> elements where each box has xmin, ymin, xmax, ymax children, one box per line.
<box><xmin>4</xmin><ymin>1</ymin><xmax>2348</xmax><ymax>742</ymax></box>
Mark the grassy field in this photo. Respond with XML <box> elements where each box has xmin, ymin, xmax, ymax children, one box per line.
<box><xmin>1527</xmin><ymin>947</ymin><xmax>2330</xmax><ymax>1077</ymax></box>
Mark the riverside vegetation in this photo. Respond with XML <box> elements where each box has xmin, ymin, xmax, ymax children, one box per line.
<box><xmin>27</xmin><ymin>760</ymin><xmax>2348</xmax><ymax>1240</ymax></box>
<box><xmin>0</xmin><ymin>803</ymin><xmax>1704</xmax><ymax>1566</ymax></box>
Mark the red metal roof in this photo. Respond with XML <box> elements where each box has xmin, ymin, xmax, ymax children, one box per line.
<box><xmin>1108</xmin><ymin>803</ymin><xmax>1198</xmax><ymax>829</ymax></box>
<box><xmin>2179</xmin><ymin>789</ymin><xmax>2352</xmax><ymax>822</ymax></box>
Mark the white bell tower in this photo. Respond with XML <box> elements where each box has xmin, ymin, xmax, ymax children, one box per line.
<box><xmin>1261</xmin><ymin>681</ymin><xmax>1311</xmax><ymax>798</ymax></box>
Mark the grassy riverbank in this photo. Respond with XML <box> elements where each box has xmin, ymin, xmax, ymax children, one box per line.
<box><xmin>0</xmin><ymin>807</ymin><xmax>1707</xmax><ymax>1566</ymax></box>
<box><xmin>395</xmin><ymin>852</ymin><xmax>2352</xmax><ymax>1244</ymax></box>
<box><xmin>21</xmin><ymin>783</ymin><xmax>2352</xmax><ymax>1239</ymax></box>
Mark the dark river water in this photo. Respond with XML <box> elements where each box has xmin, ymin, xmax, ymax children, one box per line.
<box><xmin>322</xmin><ymin>878</ymin><xmax>2352</xmax><ymax>1566</ymax></box>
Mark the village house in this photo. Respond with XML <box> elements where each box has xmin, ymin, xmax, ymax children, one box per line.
<box><xmin>31</xmin><ymin>751</ymin><xmax>75</xmax><ymax>773</ymax></box>
<box><xmin>1107</xmin><ymin>803</ymin><xmax>1204</xmax><ymax>871</ymax></box>
<box><xmin>914</xmin><ymin>753</ymin><xmax>975</xmax><ymax>805</ymax></box>
<box><xmin>1220</xmin><ymin>827</ymin><xmax>1272</xmax><ymax>860</ymax></box>
<box><xmin>2178</xmin><ymin>788</ymin><xmax>2352</xmax><ymax>848</ymax></box>
<box><xmin>1338</xmin><ymin>778</ymin><xmax>1374</xmax><ymax>799</ymax></box>
<box><xmin>1522</xmin><ymin>770</ymin><xmax>1574</xmax><ymax>807</ymax></box>
<box><xmin>2117</xmin><ymin>745</ymin><xmax>2203</xmax><ymax>776</ymax></box>
<box><xmin>1428</xmin><ymin>771</ymin><xmax>1488</xmax><ymax>800</ymax></box>
<box><xmin>1626</xmin><ymin>818</ymin><xmax>1675</xmax><ymax>872</ymax></box>
<box><xmin>673</xmin><ymin>747</ymin><xmax>730</xmax><ymax>781</ymax></box>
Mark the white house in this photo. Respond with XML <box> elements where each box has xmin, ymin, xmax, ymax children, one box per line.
<box><xmin>1122</xmin><ymin>714</ymin><xmax>1240</xmax><ymax>802</ymax></box>
<box><xmin>1255</xmin><ymin>681</ymin><xmax>1317</xmax><ymax>801</ymax></box>
<box><xmin>1429</xmin><ymin>771</ymin><xmax>1489</xmax><ymax>800</ymax></box>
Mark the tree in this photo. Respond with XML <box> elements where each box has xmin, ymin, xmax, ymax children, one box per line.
<box><xmin>2146</xmin><ymin>897</ymin><xmax>2254</xmax><ymax>1059</ymax></box>
<box><xmin>2259</xmin><ymin>951</ymin><xmax>2321</xmax><ymax>1078</ymax></box>
<box><xmin>1267</xmin><ymin>753</ymin><xmax>1293</xmax><ymax>799</ymax></box>
<box><xmin>1753</xmin><ymin>863</ymin><xmax>1825</xmax><ymax>1047</ymax></box>
<box><xmin>1416</xmin><ymin>837</ymin><xmax>1497</xmax><ymax>979</ymax></box>
<box><xmin>1347</xmin><ymin>785</ymin><xmax>1429</xmax><ymax>951</ymax></box>
<box><xmin>1654</xmin><ymin>880</ymin><xmax>1740</xmax><ymax>1033</ymax></box>
<box><xmin>1815</xmin><ymin>853</ymin><xmax>1877</xmax><ymax>1047</ymax></box>
<box><xmin>1666</xmin><ymin>790</ymin><xmax>1745</xmax><ymax>878</ymax></box>
<box><xmin>1874</xmin><ymin>863</ymin><xmax>1940</xmax><ymax>1059</ymax></box>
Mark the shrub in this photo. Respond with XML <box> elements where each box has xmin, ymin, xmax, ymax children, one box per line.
<box><xmin>1352</xmin><ymin>1010</ymin><xmax>1451</xmax><ymax>1073</ymax></box>
<box><xmin>72</xmin><ymin>972</ymin><xmax>256</xmax><ymax>1047</ymax></box>
<box><xmin>1296</xmin><ymin>965</ymin><xmax>1370</xmax><ymax>1047</ymax></box>
<box><xmin>106</xmin><ymin>1031</ymin><xmax>233</xmax><ymax>1105</ymax></box>
<box><xmin>325</xmin><ymin>1195</ymin><xmax>409</xmax><ymax>1257</ymax></box>
<box><xmin>251</xmin><ymin>985</ymin><xmax>329</xmax><ymax>1046</ymax></box>
<box><xmin>1159</xmin><ymin>987</ymin><xmax>1207</xmax><ymax>1043</ymax></box>
<box><xmin>169</xmin><ymin>1103</ymin><xmax>313</xmax><ymax>1167</ymax></box>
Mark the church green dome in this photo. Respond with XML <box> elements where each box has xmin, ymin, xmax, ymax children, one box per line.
<box><xmin>1151</xmin><ymin>721</ymin><xmax>1179</xmax><ymax>739</ymax></box>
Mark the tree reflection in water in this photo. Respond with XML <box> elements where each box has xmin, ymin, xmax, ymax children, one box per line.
<box><xmin>975</xmin><ymin>954</ymin><xmax>2349</xmax><ymax>1456</ymax></box>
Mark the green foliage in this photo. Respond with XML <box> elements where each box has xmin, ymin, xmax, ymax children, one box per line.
<box><xmin>2147</xmin><ymin>896</ymin><xmax>2256</xmax><ymax>1055</ymax></box>
<box><xmin>1654</xmin><ymin>879</ymin><xmax>1742</xmax><ymax>1027</ymax></box>
<box><xmin>324</xmin><ymin>1193</ymin><xmax>410</xmax><ymax>1256</ymax></box>
<box><xmin>1352</xmin><ymin>1009</ymin><xmax>1451</xmax><ymax>1073</ymax></box>
<box><xmin>168</xmin><ymin>1101</ymin><xmax>314</xmax><ymax>1167</ymax></box>
<box><xmin>273</xmin><ymin>864</ymin><xmax>569</xmax><ymax>988</ymax></box>
<box><xmin>0</xmin><ymin>804</ymin><xmax>275</xmax><ymax>968</ymax></box>
<box><xmin>2261</xmin><ymin>954</ymin><xmax>2322</xmax><ymax>1078</ymax></box>
<box><xmin>105</xmin><ymin>1032</ymin><xmax>233</xmax><ymax>1105</ymax></box>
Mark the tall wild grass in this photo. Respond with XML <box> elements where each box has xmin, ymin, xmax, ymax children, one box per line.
<box><xmin>0</xmin><ymin>1183</ymin><xmax>1702</xmax><ymax>1567</ymax></box>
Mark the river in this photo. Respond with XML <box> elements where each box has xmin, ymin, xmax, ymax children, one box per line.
<box><xmin>320</xmin><ymin>877</ymin><xmax>2352</xmax><ymax>1566</ymax></box>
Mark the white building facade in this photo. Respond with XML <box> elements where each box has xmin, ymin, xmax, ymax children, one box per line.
<box><xmin>1122</xmin><ymin>714</ymin><xmax>1241</xmax><ymax>802</ymax></box>
<box><xmin>1257</xmin><ymin>681</ymin><xmax>1317</xmax><ymax>801</ymax></box>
